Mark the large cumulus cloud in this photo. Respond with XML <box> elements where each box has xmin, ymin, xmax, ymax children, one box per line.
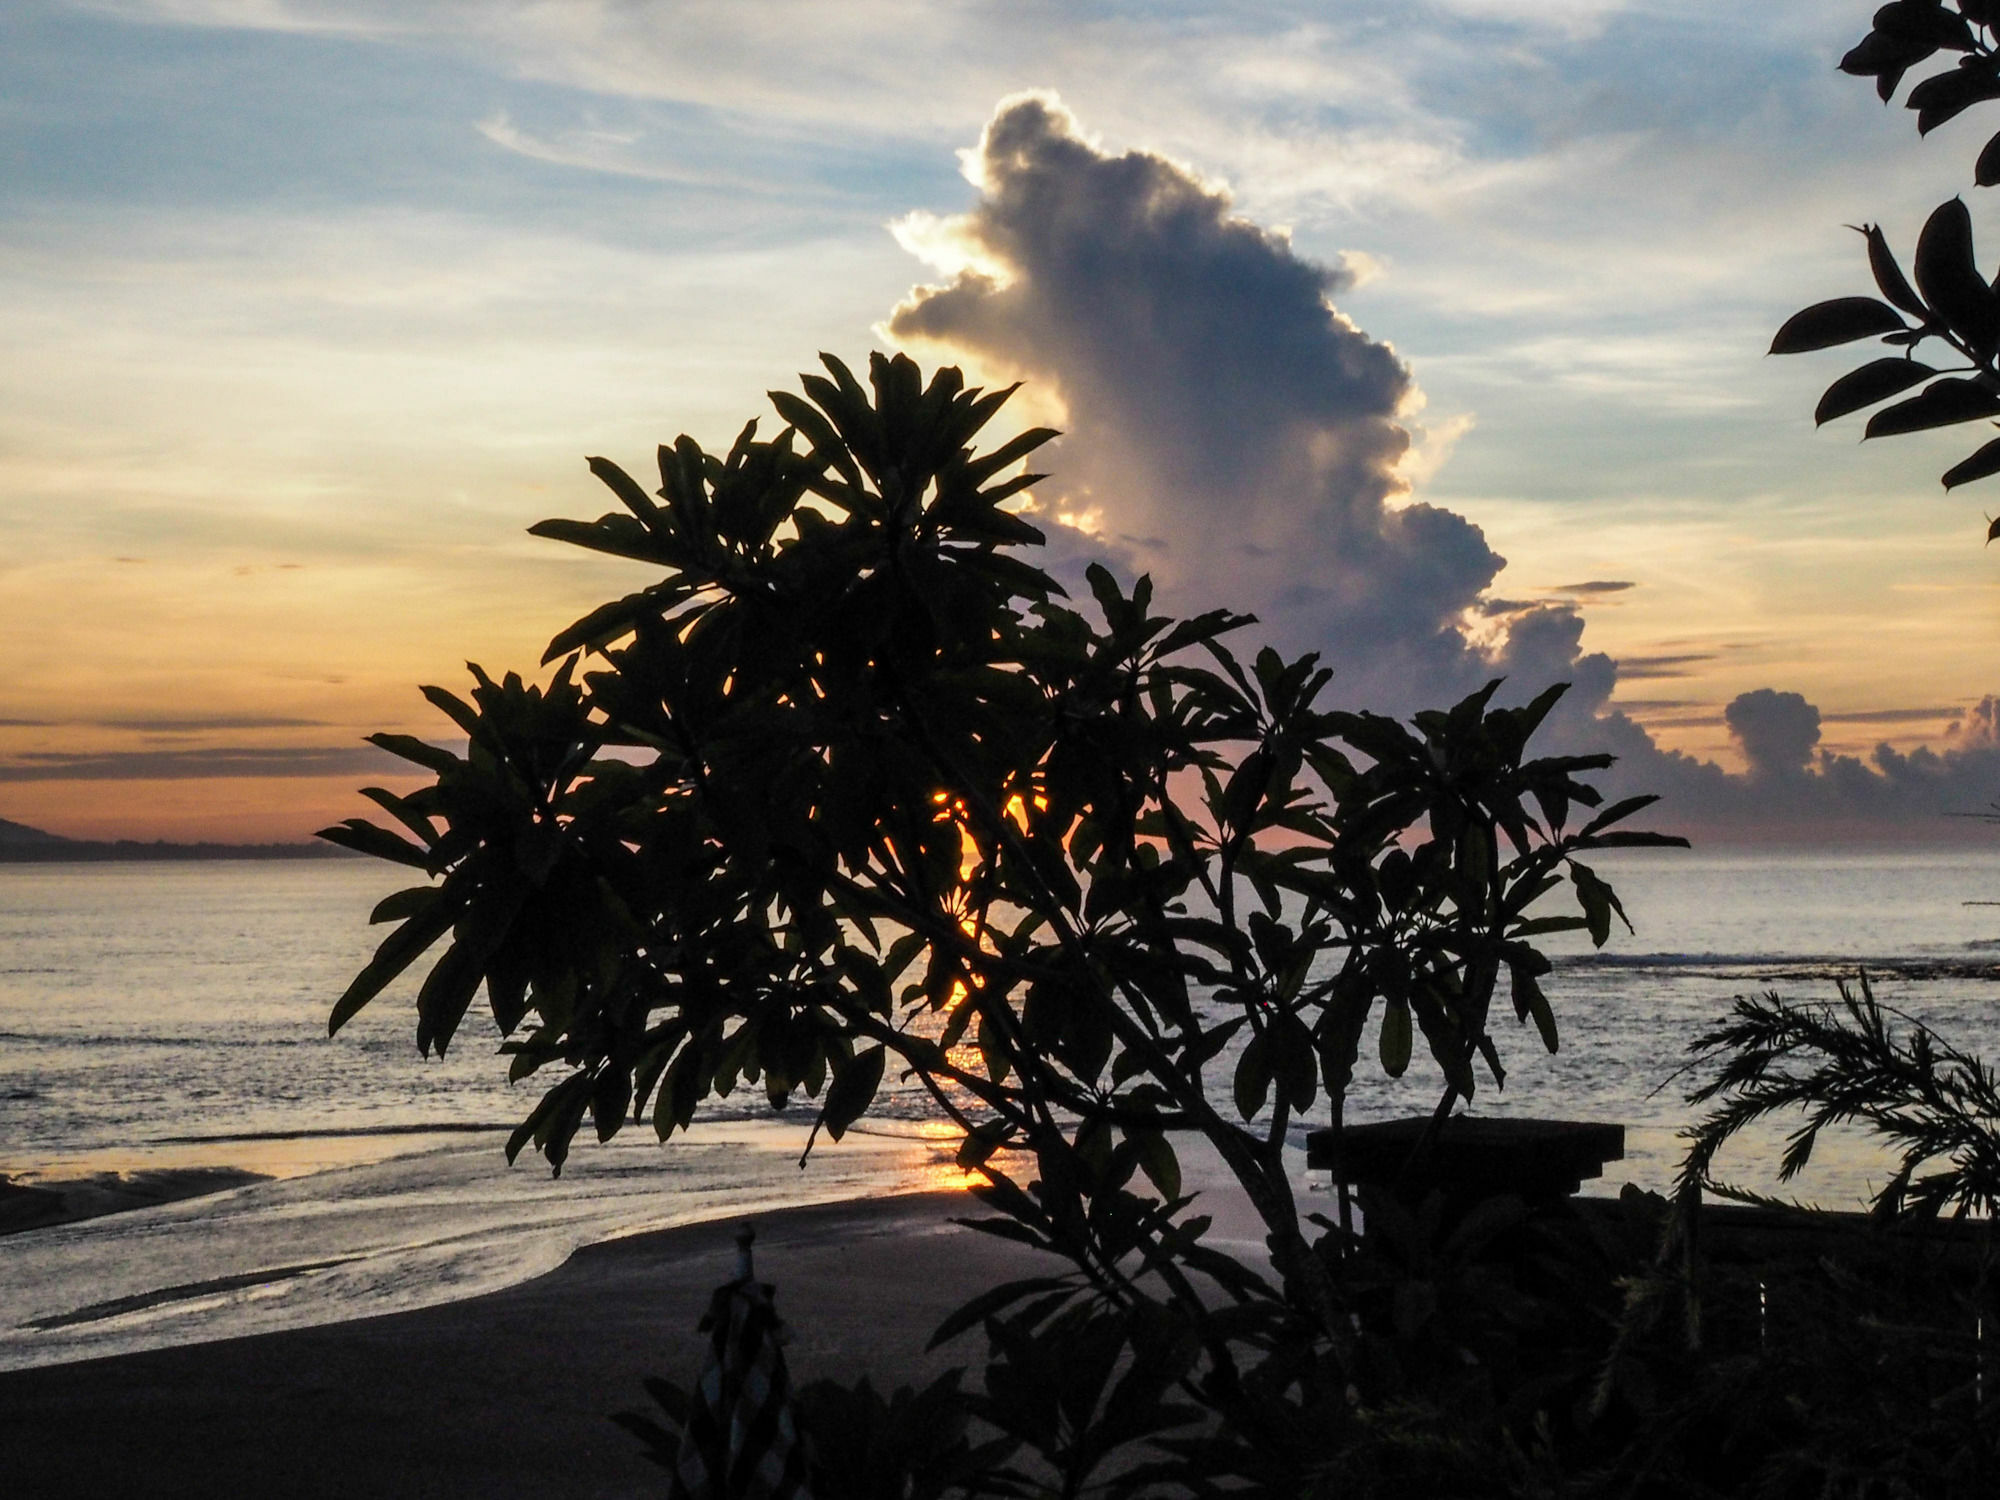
<box><xmin>887</xmin><ymin>93</ymin><xmax>1592</xmax><ymax>715</ymax></box>
<box><xmin>1725</xmin><ymin>689</ymin><xmax>1820</xmax><ymax>779</ymax></box>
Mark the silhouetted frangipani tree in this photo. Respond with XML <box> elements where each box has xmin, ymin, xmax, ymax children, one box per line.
<box><xmin>324</xmin><ymin>352</ymin><xmax>1681</xmax><ymax>1487</ymax></box>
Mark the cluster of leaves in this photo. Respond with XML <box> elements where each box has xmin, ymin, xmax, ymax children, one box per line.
<box><xmin>325</xmin><ymin>350</ymin><xmax>1683</xmax><ymax>1491</ymax></box>
<box><xmin>1838</xmin><ymin>1</ymin><xmax>2000</xmax><ymax>155</ymax></box>
<box><xmin>1775</xmin><ymin>1</ymin><xmax>2000</xmax><ymax>514</ymax></box>
<box><xmin>1770</xmin><ymin>199</ymin><xmax>2000</xmax><ymax>493</ymax></box>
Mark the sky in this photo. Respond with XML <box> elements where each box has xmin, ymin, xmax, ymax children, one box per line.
<box><xmin>6</xmin><ymin>0</ymin><xmax>2000</xmax><ymax>845</ymax></box>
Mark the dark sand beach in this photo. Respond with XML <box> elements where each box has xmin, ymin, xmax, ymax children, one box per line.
<box><xmin>0</xmin><ymin>1190</ymin><xmax>1057</xmax><ymax>1499</ymax></box>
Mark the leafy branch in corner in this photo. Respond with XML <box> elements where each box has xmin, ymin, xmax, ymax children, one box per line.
<box><xmin>1774</xmin><ymin>1</ymin><xmax>2000</xmax><ymax>522</ymax></box>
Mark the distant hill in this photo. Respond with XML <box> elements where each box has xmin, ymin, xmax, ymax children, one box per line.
<box><xmin>0</xmin><ymin>819</ymin><xmax>351</xmax><ymax>863</ymax></box>
<box><xmin>0</xmin><ymin>818</ymin><xmax>71</xmax><ymax>847</ymax></box>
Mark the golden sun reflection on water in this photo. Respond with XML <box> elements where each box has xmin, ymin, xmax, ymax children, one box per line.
<box><xmin>843</xmin><ymin>1118</ymin><xmax>987</xmax><ymax>1192</ymax></box>
<box><xmin>884</xmin><ymin>1128</ymin><xmax>992</xmax><ymax>1200</ymax></box>
<box><xmin>912</xmin><ymin>1118</ymin><xmax>988</xmax><ymax>1192</ymax></box>
<box><xmin>918</xmin><ymin>1158</ymin><xmax>990</xmax><ymax>1193</ymax></box>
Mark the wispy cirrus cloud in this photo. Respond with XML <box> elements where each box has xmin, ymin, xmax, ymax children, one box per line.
<box><xmin>0</xmin><ymin>743</ymin><xmax>413</xmax><ymax>781</ymax></box>
<box><xmin>1615</xmin><ymin>653</ymin><xmax>1717</xmax><ymax>680</ymax></box>
<box><xmin>92</xmin><ymin>715</ymin><xmax>327</xmax><ymax>731</ymax></box>
<box><xmin>1825</xmin><ymin>707</ymin><xmax>1962</xmax><ymax>726</ymax></box>
<box><xmin>473</xmin><ymin>111</ymin><xmax>753</xmax><ymax>193</ymax></box>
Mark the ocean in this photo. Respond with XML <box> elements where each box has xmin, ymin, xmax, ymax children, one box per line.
<box><xmin>5</xmin><ymin>850</ymin><xmax>2000</xmax><ymax>1369</ymax></box>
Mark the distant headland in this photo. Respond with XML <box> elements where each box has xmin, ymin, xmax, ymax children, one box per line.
<box><xmin>0</xmin><ymin>818</ymin><xmax>351</xmax><ymax>863</ymax></box>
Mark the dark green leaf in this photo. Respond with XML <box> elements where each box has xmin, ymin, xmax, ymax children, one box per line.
<box><xmin>543</xmin><ymin>589</ymin><xmax>673</xmax><ymax>662</ymax></box>
<box><xmin>960</xmin><ymin>427</ymin><xmax>1060</xmax><ymax>487</ymax></box>
<box><xmin>927</xmin><ymin>1276</ymin><xmax>1074</xmax><ymax>1350</ymax></box>
<box><xmin>1129</xmin><ymin>1131</ymin><xmax>1181</xmax><ymax>1200</ymax></box>
<box><xmin>317</xmin><ymin>818</ymin><xmax>431</xmax><ymax>870</ymax></box>
<box><xmin>358</xmin><ymin>786</ymin><xmax>439</xmax><ymax>851</ymax></box>
<box><xmin>1578</xmin><ymin>793</ymin><xmax>1664</xmax><ymax>838</ymax></box>
<box><xmin>1578</xmin><ymin>830</ymin><xmax>1692</xmax><ymax>850</ymax></box>
<box><xmin>366</xmin><ymin>733</ymin><xmax>460</xmax><ymax>775</ymax></box>
<box><xmin>526</xmin><ymin>515</ymin><xmax>674</xmax><ymax>567</ymax></box>
<box><xmin>1769</xmin><ymin>297</ymin><xmax>1907</xmax><ymax>354</ymax></box>
<box><xmin>329</xmin><ymin>896</ymin><xmax>459</xmax><ymax>1035</ymax></box>
<box><xmin>820</xmin><ymin>1046</ymin><xmax>885</xmax><ymax>1143</ymax></box>
<box><xmin>1865</xmin><ymin>377</ymin><xmax>2000</xmax><ymax>437</ymax></box>
<box><xmin>1908</xmin><ymin>58</ymin><xmax>2000</xmax><ymax>134</ymax></box>
<box><xmin>1815</xmin><ymin>358</ymin><xmax>1938</xmax><ymax>424</ymax></box>
<box><xmin>1840</xmin><ymin>21</ymin><xmax>1930</xmax><ymax>101</ymax></box>
<box><xmin>1860</xmin><ymin>223</ymin><xmax>1927</xmax><ymax>316</ymax></box>
<box><xmin>1915</xmin><ymin>198</ymin><xmax>1997</xmax><ymax>354</ymax></box>
<box><xmin>1272</xmin><ymin>1013</ymin><xmax>1318</xmax><ymax>1112</ymax></box>
<box><xmin>585</xmin><ymin>455</ymin><xmax>661</xmax><ymax>522</ymax></box>
<box><xmin>369</xmin><ymin>885</ymin><xmax>440</xmax><ymax>924</ymax></box>
<box><xmin>418</xmin><ymin>684</ymin><xmax>484</xmax><ymax>741</ymax></box>
<box><xmin>1233</xmin><ymin>1033</ymin><xmax>1272</xmax><ymax>1121</ymax></box>
<box><xmin>1380</xmin><ymin>998</ymin><xmax>1412</xmax><ymax>1077</ymax></box>
<box><xmin>1942</xmin><ymin>432</ymin><xmax>2000</xmax><ymax>487</ymax></box>
<box><xmin>416</xmin><ymin>937</ymin><xmax>486</xmax><ymax>1057</ymax></box>
<box><xmin>1509</xmin><ymin>915</ymin><xmax>1589</xmax><ymax>939</ymax></box>
<box><xmin>1570</xmin><ymin>860</ymin><xmax>1631</xmax><ymax>948</ymax></box>
<box><xmin>1514</xmin><ymin>968</ymin><xmax>1559</xmax><ymax>1054</ymax></box>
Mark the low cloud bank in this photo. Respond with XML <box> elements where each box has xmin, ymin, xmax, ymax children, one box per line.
<box><xmin>1585</xmin><ymin>696</ymin><xmax>2000</xmax><ymax>847</ymax></box>
<box><xmin>888</xmin><ymin>95</ymin><xmax>2000</xmax><ymax>846</ymax></box>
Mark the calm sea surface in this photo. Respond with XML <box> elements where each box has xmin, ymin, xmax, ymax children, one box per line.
<box><xmin>5</xmin><ymin>850</ymin><xmax>2000</xmax><ymax>1367</ymax></box>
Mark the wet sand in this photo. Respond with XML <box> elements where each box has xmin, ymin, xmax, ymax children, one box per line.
<box><xmin>0</xmin><ymin>1167</ymin><xmax>270</xmax><ymax>1237</ymax></box>
<box><xmin>0</xmin><ymin>1190</ymin><xmax>1059</xmax><ymax>1499</ymax></box>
